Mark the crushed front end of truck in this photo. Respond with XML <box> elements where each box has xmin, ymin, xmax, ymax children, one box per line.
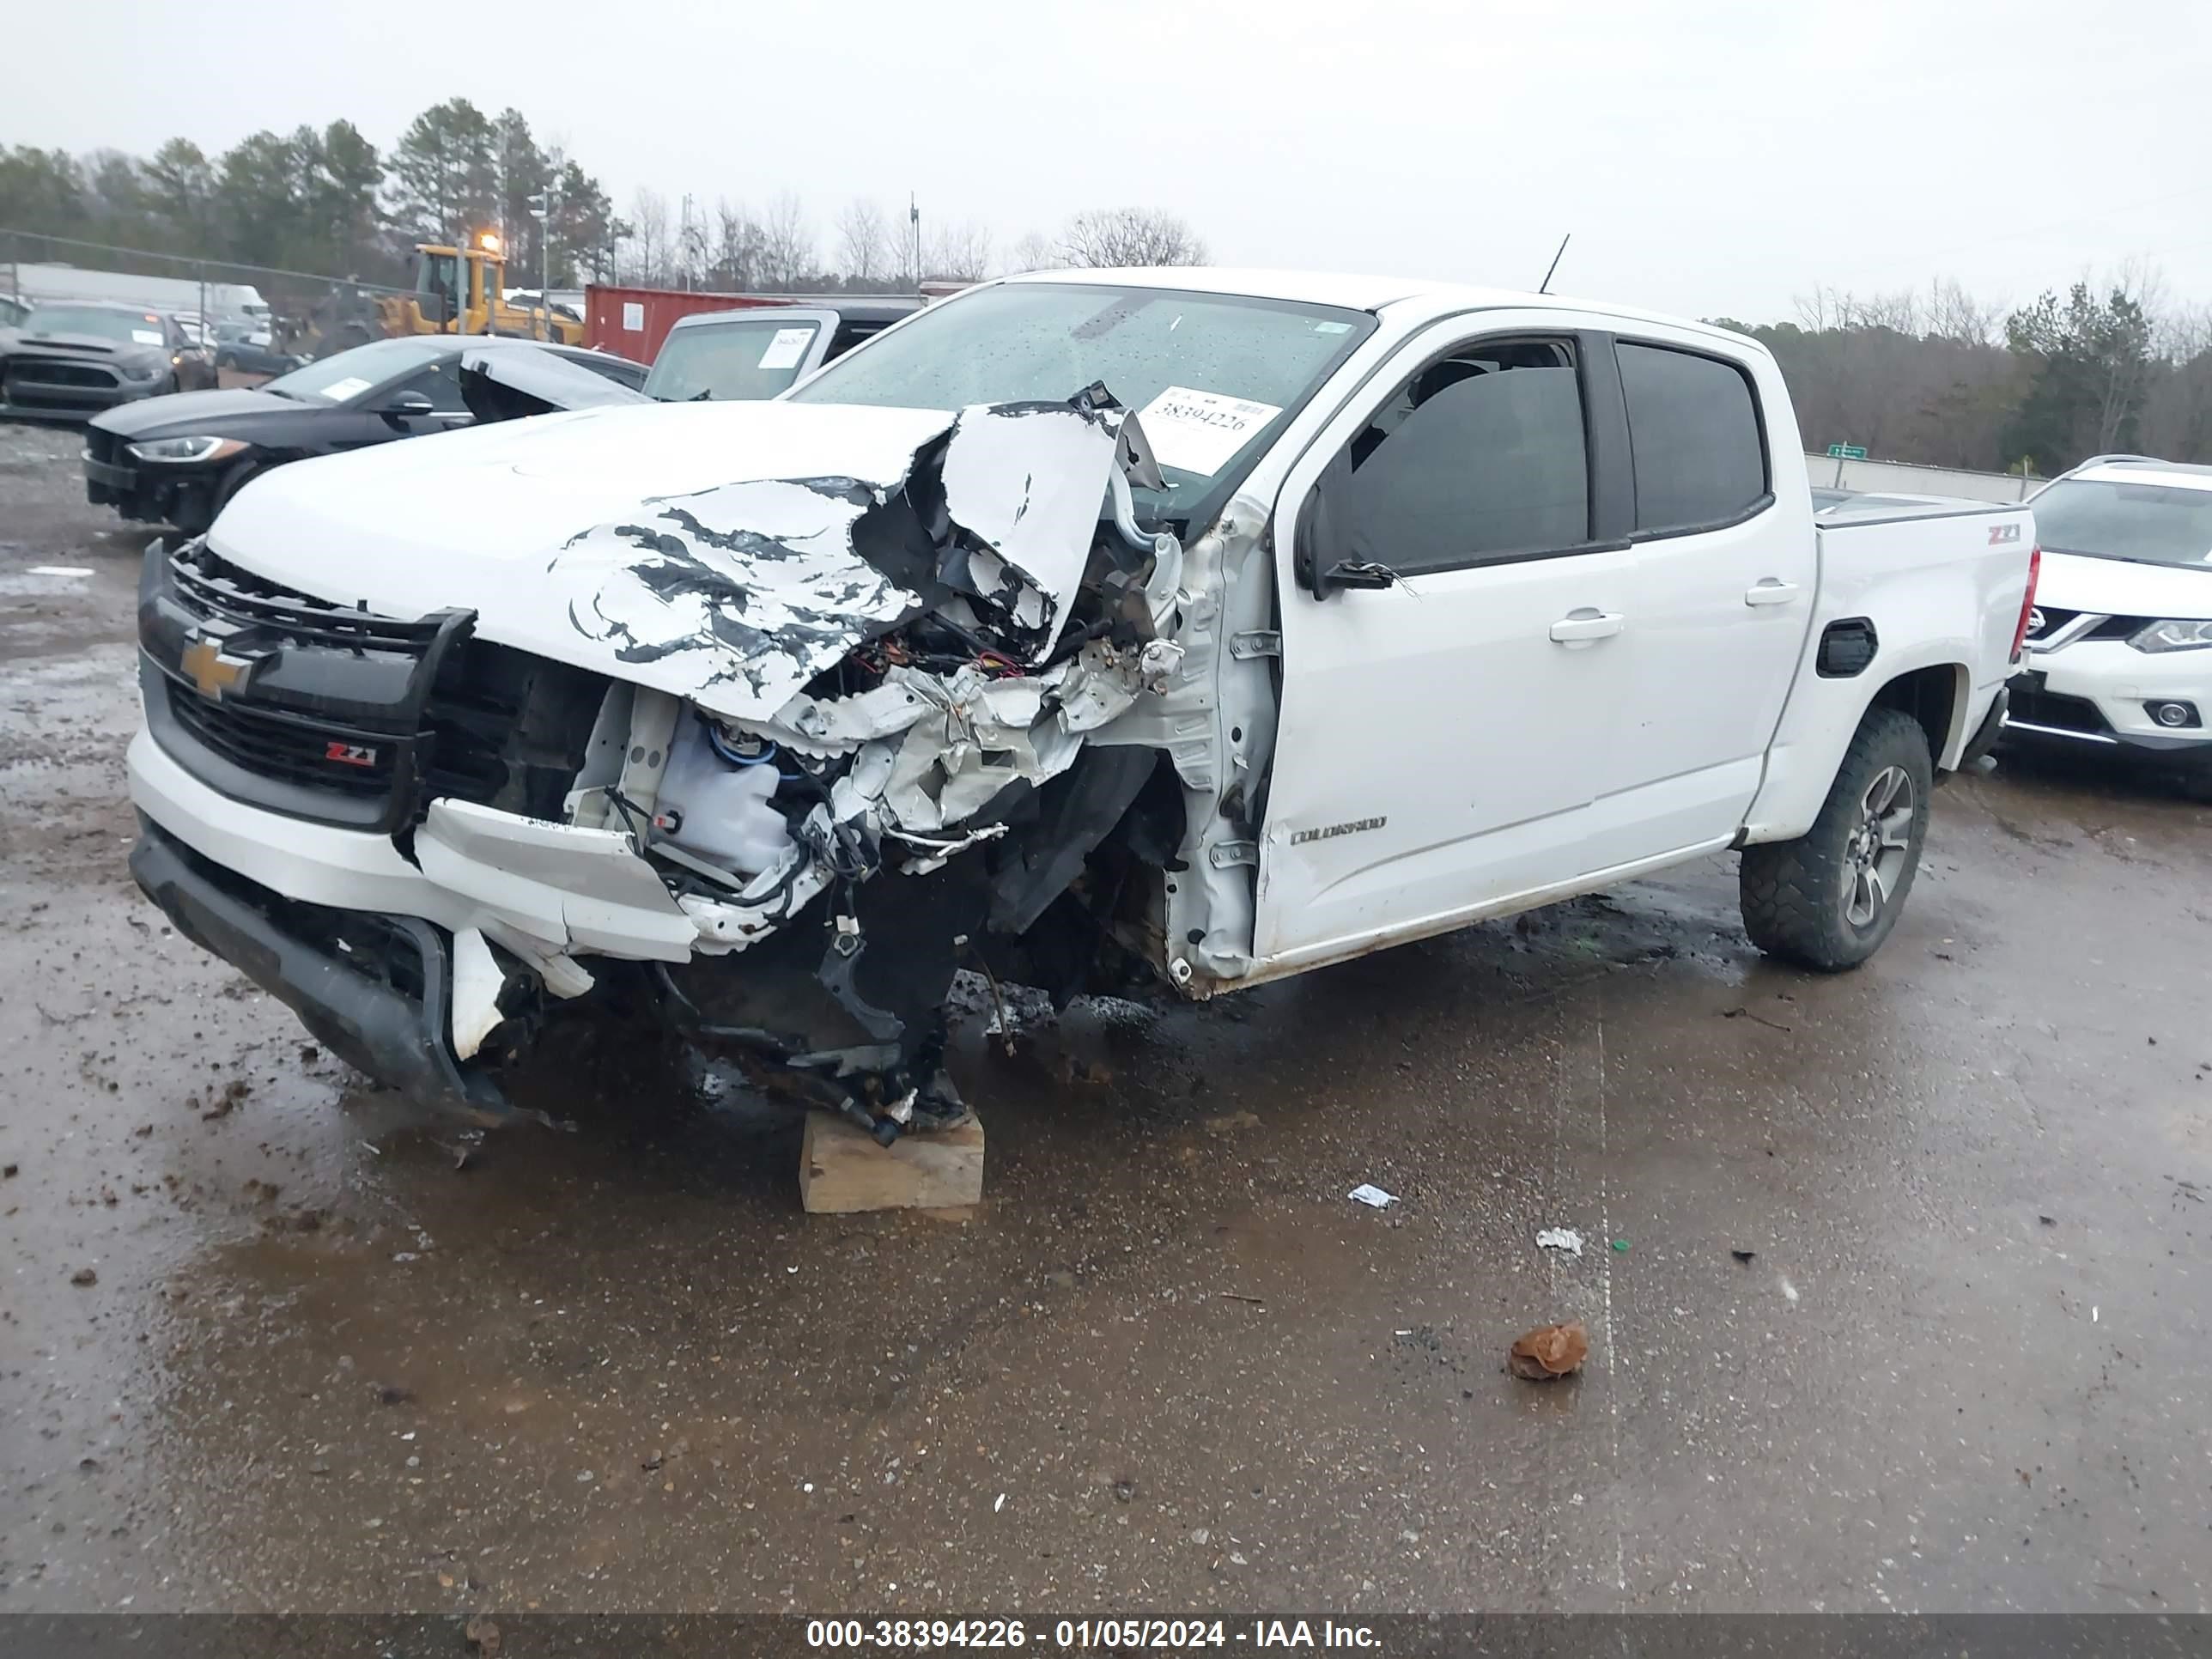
<box><xmin>129</xmin><ymin>386</ymin><xmax>1237</xmax><ymax>1141</ymax></box>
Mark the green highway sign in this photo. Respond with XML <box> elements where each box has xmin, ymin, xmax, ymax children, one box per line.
<box><xmin>1827</xmin><ymin>443</ymin><xmax>1869</xmax><ymax>459</ymax></box>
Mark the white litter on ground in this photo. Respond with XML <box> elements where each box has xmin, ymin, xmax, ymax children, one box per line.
<box><xmin>1347</xmin><ymin>1183</ymin><xmax>1398</xmax><ymax>1209</ymax></box>
<box><xmin>1778</xmin><ymin>1276</ymin><xmax>1800</xmax><ymax>1304</ymax></box>
<box><xmin>1536</xmin><ymin>1228</ymin><xmax>1585</xmax><ymax>1255</ymax></box>
<box><xmin>27</xmin><ymin>565</ymin><xmax>94</xmax><ymax>578</ymax></box>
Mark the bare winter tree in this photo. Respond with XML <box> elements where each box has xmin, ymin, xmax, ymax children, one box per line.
<box><xmin>2095</xmin><ymin>262</ymin><xmax>2165</xmax><ymax>453</ymax></box>
<box><xmin>1006</xmin><ymin>230</ymin><xmax>1054</xmax><ymax>274</ymax></box>
<box><xmin>626</xmin><ymin>187</ymin><xmax>672</xmax><ymax>287</ymax></box>
<box><xmin>1924</xmin><ymin>277</ymin><xmax>2003</xmax><ymax>346</ymax></box>
<box><xmin>1055</xmin><ymin>207</ymin><xmax>1207</xmax><ymax>268</ymax></box>
<box><xmin>711</xmin><ymin>198</ymin><xmax>762</xmax><ymax>291</ymax></box>
<box><xmin>1796</xmin><ymin>284</ymin><xmax>1921</xmax><ymax>336</ymax></box>
<box><xmin>835</xmin><ymin>198</ymin><xmax>890</xmax><ymax>286</ymax></box>
<box><xmin>922</xmin><ymin>219</ymin><xmax>994</xmax><ymax>283</ymax></box>
<box><xmin>1754</xmin><ymin>277</ymin><xmax>2025</xmax><ymax>467</ymax></box>
<box><xmin>757</xmin><ymin>190</ymin><xmax>815</xmax><ymax>291</ymax></box>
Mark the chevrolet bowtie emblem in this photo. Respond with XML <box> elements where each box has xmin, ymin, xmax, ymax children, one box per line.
<box><xmin>180</xmin><ymin>635</ymin><xmax>254</xmax><ymax>701</ymax></box>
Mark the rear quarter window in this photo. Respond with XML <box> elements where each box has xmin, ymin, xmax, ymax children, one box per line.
<box><xmin>1617</xmin><ymin>342</ymin><xmax>1769</xmax><ymax>536</ymax></box>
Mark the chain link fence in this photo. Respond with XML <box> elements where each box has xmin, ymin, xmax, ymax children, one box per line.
<box><xmin>0</xmin><ymin>228</ymin><xmax>532</xmax><ymax>386</ymax></box>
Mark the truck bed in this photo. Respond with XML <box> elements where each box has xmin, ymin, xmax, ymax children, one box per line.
<box><xmin>1741</xmin><ymin>497</ymin><xmax>2035</xmax><ymax>840</ymax></box>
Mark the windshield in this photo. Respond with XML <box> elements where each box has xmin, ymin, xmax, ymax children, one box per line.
<box><xmin>2030</xmin><ymin>478</ymin><xmax>2212</xmax><ymax>569</ymax></box>
<box><xmin>646</xmin><ymin>317</ymin><xmax>822</xmax><ymax>402</ymax></box>
<box><xmin>265</xmin><ymin>338</ymin><xmax>450</xmax><ymax>404</ymax></box>
<box><xmin>26</xmin><ymin>306</ymin><xmax>164</xmax><ymax>345</ymax></box>
<box><xmin>788</xmin><ymin>283</ymin><xmax>1376</xmax><ymax>518</ymax></box>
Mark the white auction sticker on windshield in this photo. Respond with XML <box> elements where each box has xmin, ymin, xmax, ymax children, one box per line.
<box><xmin>757</xmin><ymin>327</ymin><xmax>813</xmax><ymax>371</ymax></box>
<box><xmin>319</xmin><ymin>376</ymin><xmax>372</xmax><ymax>402</ymax></box>
<box><xmin>1134</xmin><ymin>386</ymin><xmax>1283</xmax><ymax>477</ymax></box>
<box><xmin>131</xmin><ymin>329</ymin><xmax>163</xmax><ymax>345</ymax></box>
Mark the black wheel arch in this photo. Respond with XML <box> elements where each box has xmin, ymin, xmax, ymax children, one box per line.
<box><xmin>1869</xmin><ymin>664</ymin><xmax>1967</xmax><ymax>771</ymax></box>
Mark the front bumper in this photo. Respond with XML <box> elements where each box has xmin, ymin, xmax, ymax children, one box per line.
<box><xmin>128</xmin><ymin>725</ymin><xmax>699</xmax><ymax>959</ymax></box>
<box><xmin>130</xmin><ymin>815</ymin><xmax>506</xmax><ymax>1116</ymax></box>
<box><xmin>2002</xmin><ymin>641</ymin><xmax>2212</xmax><ymax>764</ymax></box>
<box><xmin>85</xmin><ymin>447</ymin><xmax>223</xmax><ymax>526</ymax></box>
<box><xmin>1</xmin><ymin>368</ymin><xmax>164</xmax><ymax>421</ymax></box>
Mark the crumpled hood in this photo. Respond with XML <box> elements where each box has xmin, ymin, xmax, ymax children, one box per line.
<box><xmin>2035</xmin><ymin>548</ymin><xmax>2212</xmax><ymax>621</ymax></box>
<box><xmin>209</xmin><ymin>394</ymin><xmax>1136</xmax><ymax>720</ymax></box>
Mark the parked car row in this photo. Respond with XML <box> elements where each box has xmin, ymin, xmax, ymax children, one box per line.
<box><xmin>82</xmin><ymin>335</ymin><xmax>646</xmax><ymax>536</ymax></box>
<box><xmin>70</xmin><ymin>299</ymin><xmax>912</xmax><ymax>535</ymax></box>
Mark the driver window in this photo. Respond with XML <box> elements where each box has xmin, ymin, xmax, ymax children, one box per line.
<box><xmin>1339</xmin><ymin>337</ymin><xmax>1589</xmax><ymax>574</ymax></box>
<box><xmin>396</xmin><ymin>360</ymin><xmax>469</xmax><ymax>414</ymax></box>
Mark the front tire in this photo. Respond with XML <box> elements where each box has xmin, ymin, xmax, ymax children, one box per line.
<box><xmin>1740</xmin><ymin>707</ymin><xmax>1933</xmax><ymax>971</ymax></box>
<box><xmin>173</xmin><ymin>458</ymin><xmax>263</xmax><ymax>536</ymax></box>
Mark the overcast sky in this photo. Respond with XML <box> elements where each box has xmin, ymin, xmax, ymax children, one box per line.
<box><xmin>12</xmin><ymin>0</ymin><xmax>2210</xmax><ymax>323</ymax></box>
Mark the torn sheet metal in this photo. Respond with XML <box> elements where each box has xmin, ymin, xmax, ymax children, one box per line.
<box><xmin>733</xmin><ymin>645</ymin><xmax>1150</xmax><ymax>836</ymax></box>
<box><xmin>544</xmin><ymin>397</ymin><xmax>1133</xmax><ymax>717</ymax></box>
<box><xmin>938</xmin><ymin>398</ymin><xmax>1129</xmax><ymax>660</ymax></box>
<box><xmin>449</xmin><ymin>927</ymin><xmax>506</xmax><ymax>1061</ymax></box>
<box><xmin>414</xmin><ymin>799</ymin><xmax>695</xmax><ymax>960</ymax></box>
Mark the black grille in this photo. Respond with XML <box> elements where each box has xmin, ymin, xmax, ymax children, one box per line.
<box><xmin>2026</xmin><ymin>607</ymin><xmax>2149</xmax><ymax>645</ymax></box>
<box><xmin>9</xmin><ymin>360</ymin><xmax>119</xmax><ymax>389</ymax></box>
<box><xmin>166</xmin><ymin>684</ymin><xmax>398</xmax><ymax>800</ymax></box>
<box><xmin>143</xmin><ymin>539</ymin><xmax>604</xmax><ymax>835</ymax></box>
<box><xmin>84</xmin><ymin>426</ymin><xmax>125</xmax><ymax>465</ymax></box>
<box><xmin>171</xmin><ymin>541</ymin><xmax>448</xmax><ymax>655</ymax></box>
<box><xmin>143</xmin><ymin>538</ymin><xmax>477</xmax><ymax>832</ymax></box>
<box><xmin>2009</xmin><ymin>686</ymin><xmax>2109</xmax><ymax>735</ymax></box>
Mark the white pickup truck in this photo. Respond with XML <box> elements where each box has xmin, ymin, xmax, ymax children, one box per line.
<box><xmin>126</xmin><ymin>269</ymin><xmax>2039</xmax><ymax>1134</ymax></box>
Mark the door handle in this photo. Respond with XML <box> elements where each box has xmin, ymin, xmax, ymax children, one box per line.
<box><xmin>1549</xmin><ymin>609</ymin><xmax>1626</xmax><ymax>645</ymax></box>
<box><xmin>1744</xmin><ymin>579</ymin><xmax>1801</xmax><ymax>606</ymax></box>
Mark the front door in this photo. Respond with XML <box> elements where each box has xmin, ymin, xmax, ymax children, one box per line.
<box><xmin>1255</xmin><ymin>319</ymin><xmax>1638</xmax><ymax>969</ymax></box>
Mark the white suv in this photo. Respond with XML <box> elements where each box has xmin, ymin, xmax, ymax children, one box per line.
<box><xmin>2006</xmin><ymin>456</ymin><xmax>2212</xmax><ymax>793</ymax></box>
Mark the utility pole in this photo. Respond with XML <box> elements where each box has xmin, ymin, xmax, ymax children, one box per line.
<box><xmin>528</xmin><ymin>185</ymin><xmax>556</xmax><ymax>339</ymax></box>
<box><xmin>909</xmin><ymin>192</ymin><xmax>921</xmax><ymax>295</ymax></box>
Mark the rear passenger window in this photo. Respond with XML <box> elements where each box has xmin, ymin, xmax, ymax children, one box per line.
<box><xmin>1616</xmin><ymin>343</ymin><xmax>1768</xmax><ymax>536</ymax></box>
<box><xmin>1338</xmin><ymin>339</ymin><xmax>1590</xmax><ymax>573</ymax></box>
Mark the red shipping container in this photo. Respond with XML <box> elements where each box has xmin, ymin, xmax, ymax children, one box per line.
<box><xmin>584</xmin><ymin>285</ymin><xmax>788</xmax><ymax>362</ymax></box>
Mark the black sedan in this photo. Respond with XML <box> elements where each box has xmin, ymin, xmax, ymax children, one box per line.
<box><xmin>82</xmin><ymin>334</ymin><xmax>646</xmax><ymax>536</ymax></box>
<box><xmin>2</xmin><ymin>301</ymin><xmax>216</xmax><ymax>420</ymax></box>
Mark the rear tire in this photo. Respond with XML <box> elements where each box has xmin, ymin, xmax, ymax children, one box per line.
<box><xmin>1740</xmin><ymin>708</ymin><xmax>1933</xmax><ymax>971</ymax></box>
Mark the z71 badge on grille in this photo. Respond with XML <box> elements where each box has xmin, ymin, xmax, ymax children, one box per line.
<box><xmin>323</xmin><ymin>741</ymin><xmax>380</xmax><ymax>769</ymax></box>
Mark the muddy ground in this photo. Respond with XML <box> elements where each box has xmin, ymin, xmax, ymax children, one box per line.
<box><xmin>3</xmin><ymin>421</ymin><xmax>2209</xmax><ymax>1616</ymax></box>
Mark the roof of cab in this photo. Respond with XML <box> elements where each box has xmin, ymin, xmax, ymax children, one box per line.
<box><xmin>1002</xmin><ymin>266</ymin><xmax>1765</xmax><ymax>354</ymax></box>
